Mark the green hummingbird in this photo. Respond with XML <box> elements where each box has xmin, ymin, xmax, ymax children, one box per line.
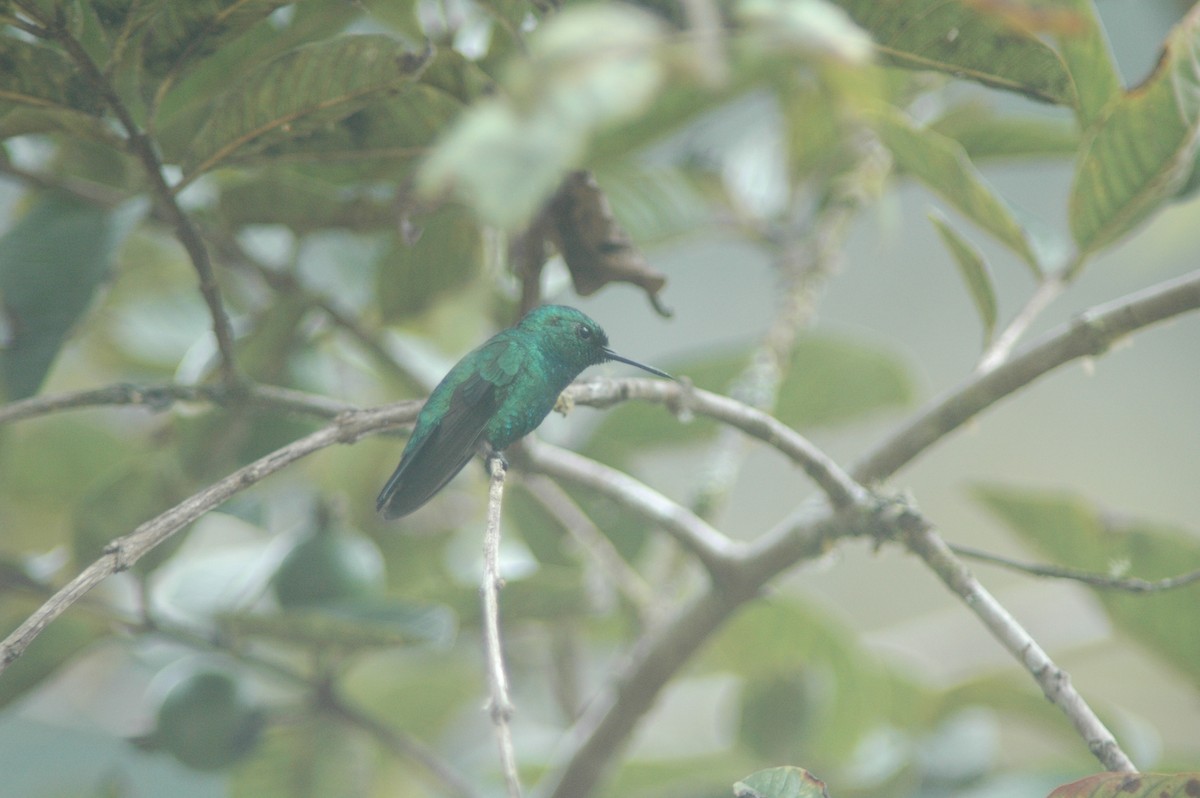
<box><xmin>377</xmin><ymin>304</ymin><xmax>672</xmax><ymax>519</ymax></box>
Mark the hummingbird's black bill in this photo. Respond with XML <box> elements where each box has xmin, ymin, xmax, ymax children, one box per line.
<box><xmin>603</xmin><ymin>348</ymin><xmax>674</xmax><ymax>380</ymax></box>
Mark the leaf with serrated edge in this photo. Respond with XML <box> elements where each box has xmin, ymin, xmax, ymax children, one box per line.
<box><xmin>1070</xmin><ymin>6</ymin><xmax>1200</xmax><ymax>255</ymax></box>
<box><xmin>182</xmin><ymin>35</ymin><xmax>429</xmax><ymax>179</ymax></box>
<box><xmin>929</xmin><ymin>210</ymin><xmax>997</xmax><ymax>347</ymax></box>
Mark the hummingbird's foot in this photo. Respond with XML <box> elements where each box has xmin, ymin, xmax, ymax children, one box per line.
<box><xmin>485</xmin><ymin>449</ymin><xmax>509</xmax><ymax>476</ymax></box>
<box><xmin>553</xmin><ymin>391</ymin><xmax>574</xmax><ymax>416</ymax></box>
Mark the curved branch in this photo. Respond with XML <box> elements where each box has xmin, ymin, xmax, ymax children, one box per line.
<box><xmin>0</xmin><ymin>402</ymin><xmax>418</xmax><ymax>673</ymax></box>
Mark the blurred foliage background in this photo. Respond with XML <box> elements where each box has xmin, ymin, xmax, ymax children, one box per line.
<box><xmin>1</xmin><ymin>0</ymin><xmax>1199</xmax><ymax>796</ymax></box>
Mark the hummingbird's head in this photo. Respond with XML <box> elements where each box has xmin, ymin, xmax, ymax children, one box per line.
<box><xmin>520</xmin><ymin>305</ymin><xmax>672</xmax><ymax>379</ymax></box>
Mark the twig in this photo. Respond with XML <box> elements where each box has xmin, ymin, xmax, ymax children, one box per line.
<box><xmin>856</xmin><ymin>268</ymin><xmax>1200</xmax><ymax>483</ymax></box>
<box><xmin>977</xmin><ymin>271</ymin><xmax>1066</xmax><ymax>373</ymax></box>
<box><xmin>521</xmin><ymin>475</ymin><xmax>659</xmax><ymax>623</ymax></box>
<box><xmin>521</xmin><ymin>439</ymin><xmax>740</xmax><ymax>580</ymax></box>
<box><xmin>950</xmin><ymin>543</ymin><xmax>1200</xmax><ymax>593</ymax></box>
<box><xmin>481</xmin><ymin>456</ymin><xmax>522</xmax><ymax>798</ymax></box>
<box><xmin>901</xmin><ymin>515</ymin><xmax>1136</xmax><ymax>772</ymax></box>
<box><xmin>0</xmin><ymin>402</ymin><xmax>418</xmax><ymax>673</ymax></box>
<box><xmin>21</xmin><ymin>3</ymin><xmax>240</xmax><ymax>387</ymax></box>
<box><xmin>0</xmin><ymin>381</ymin><xmax>354</xmax><ymax>426</ymax></box>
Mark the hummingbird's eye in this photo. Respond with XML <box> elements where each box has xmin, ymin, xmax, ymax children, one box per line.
<box><xmin>577</xmin><ymin>324</ymin><xmax>593</xmax><ymax>340</ymax></box>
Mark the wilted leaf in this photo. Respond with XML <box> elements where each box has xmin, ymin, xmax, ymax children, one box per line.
<box><xmin>1048</xmin><ymin>773</ymin><xmax>1200</xmax><ymax>798</ymax></box>
<box><xmin>1070</xmin><ymin>6</ymin><xmax>1200</xmax><ymax>255</ymax></box>
<box><xmin>928</xmin><ymin>210</ymin><xmax>997</xmax><ymax>347</ymax></box>
<box><xmin>543</xmin><ymin>171</ymin><xmax>669</xmax><ymax>315</ymax></box>
<box><xmin>974</xmin><ymin>485</ymin><xmax>1200</xmax><ymax>687</ymax></box>
<box><xmin>832</xmin><ymin>0</ymin><xmax>1075</xmax><ymax>105</ymax></box>
<box><xmin>183</xmin><ymin>35</ymin><xmax>433</xmax><ymax>179</ymax></box>
<box><xmin>875</xmin><ymin>108</ymin><xmax>1042</xmax><ymax>276</ymax></box>
<box><xmin>0</xmin><ymin>195</ymin><xmax>144</xmax><ymax>400</ymax></box>
<box><xmin>734</xmin><ymin>766</ymin><xmax>831</xmax><ymax>798</ymax></box>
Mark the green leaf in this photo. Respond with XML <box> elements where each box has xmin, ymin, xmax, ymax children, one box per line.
<box><xmin>831</xmin><ymin>0</ymin><xmax>1074</xmax><ymax>106</ymax></box>
<box><xmin>219</xmin><ymin>598</ymin><xmax>456</xmax><ymax>649</ymax></box>
<box><xmin>875</xmin><ymin>108</ymin><xmax>1043</xmax><ymax>276</ymax></box>
<box><xmin>0</xmin><ymin>38</ymin><xmax>103</xmax><ymax>116</ymax></box>
<box><xmin>974</xmin><ymin>485</ymin><xmax>1200</xmax><ymax>688</ymax></box>
<box><xmin>374</xmin><ymin>204</ymin><xmax>482</xmax><ymax>322</ymax></box>
<box><xmin>182</xmin><ymin>35</ymin><xmax>432</xmax><ymax>179</ymax></box>
<box><xmin>217</xmin><ymin>170</ymin><xmax>395</xmax><ymax>232</ymax></box>
<box><xmin>734</xmin><ymin>766</ymin><xmax>831</xmax><ymax>798</ymax></box>
<box><xmin>419</xmin><ymin>4</ymin><xmax>667</xmax><ymax>229</ymax></box>
<box><xmin>1069</xmin><ymin>7</ymin><xmax>1200</xmax><ymax>255</ymax></box>
<box><xmin>0</xmin><ymin>601</ymin><xmax>102</xmax><ymax>711</ymax></box>
<box><xmin>592</xmin><ymin>164</ymin><xmax>713</xmax><ymax>246</ymax></box>
<box><xmin>231</xmin><ymin>718</ymin><xmax>373</xmax><ymax>798</ymax></box>
<box><xmin>0</xmin><ymin>195</ymin><xmax>144</xmax><ymax>400</ymax></box>
<box><xmin>586</xmin><ymin>332</ymin><xmax>914</xmax><ymax>466</ymax></box>
<box><xmin>1049</xmin><ymin>773</ymin><xmax>1200</xmax><ymax>798</ymax></box>
<box><xmin>736</xmin><ymin>0</ymin><xmax>872</xmax><ymax>63</ymax></box>
<box><xmin>928</xmin><ymin>210</ymin><xmax>997</xmax><ymax>347</ymax></box>
<box><xmin>139</xmin><ymin>0</ymin><xmax>292</xmax><ymax>78</ymax></box>
<box><xmin>929</xmin><ymin>102</ymin><xmax>1079</xmax><ymax>161</ymax></box>
<box><xmin>1052</xmin><ymin>0</ymin><xmax>1122</xmax><ymax>127</ymax></box>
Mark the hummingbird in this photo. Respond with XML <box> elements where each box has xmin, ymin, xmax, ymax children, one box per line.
<box><xmin>377</xmin><ymin>304</ymin><xmax>672</xmax><ymax>519</ymax></box>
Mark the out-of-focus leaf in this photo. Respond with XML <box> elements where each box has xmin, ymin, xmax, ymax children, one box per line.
<box><xmin>586</xmin><ymin>332</ymin><xmax>914</xmax><ymax>465</ymax></box>
<box><xmin>219</xmin><ymin>598</ymin><xmax>456</xmax><ymax>649</ymax></box>
<box><xmin>875</xmin><ymin>108</ymin><xmax>1042</xmax><ymax>276</ymax></box>
<box><xmin>928</xmin><ymin>210</ymin><xmax>996</xmax><ymax>347</ymax></box>
<box><xmin>358</xmin><ymin>0</ymin><xmax>423</xmax><ymax>41</ymax></box>
<box><xmin>1070</xmin><ymin>6</ymin><xmax>1200</xmax><ymax>255</ymax></box>
<box><xmin>1052</xmin><ymin>0</ymin><xmax>1122</xmax><ymax>127</ymax></box>
<box><xmin>974</xmin><ymin>485</ymin><xmax>1200</xmax><ymax>687</ymax></box>
<box><xmin>832</xmin><ymin>0</ymin><xmax>1075</xmax><ymax>106</ymax></box>
<box><xmin>1049</xmin><ymin>773</ymin><xmax>1200</xmax><ymax>798</ymax></box>
<box><xmin>217</xmin><ymin>171</ymin><xmax>394</xmax><ymax>232</ymax></box>
<box><xmin>374</xmin><ymin>204</ymin><xmax>482</xmax><ymax>322</ymax></box>
<box><xmin>139</xmin><ymin>0</ymin><xmax>291</xmax><ymax>79</ymax></box>
<box><xmin>231</xmin><ymin>718</ymin><xmax>373</xmax><ymax>798</ymax></box>
<box><xmin>182</xmin><ymin>35</ymin><xmax>432</xmax><ymax>179</ymax></box>
<box><xmin>419</xmin><ymin>4</ymin><xmax>666</xmax><ymax>229</ymax></box>
<box><xmin>734</xmin><ymin>766</ymin><xmax>831</xmax><ymax>798</ymax></box>
<box><xmin>0</xmin><ymin>603</ymin><xmax>102</xmax><ymax>711</ymax></box>
<box><xmin>0</xmin><ymin>195</ymin><xmax>144</xmax><ymax>400</ymax></box>
<box><xmin>0</xmin><ymin>38</ymin><xmax>103</xmax><ymax>117</ymax></box>
<box><xmin>737</xmin><ymin>672</ymin><xmax>821</xmax><ymax>762</ymax></box>
<box><xmin>594</xmin><ymin>163</ymin><xmax>713</xmax><ymax>245</ymax></box>
<box><xmin>929</xmin><ymin>103</ymin><xmax>1079</xmax><ymax>161</ymax></box>
<box><xmin>736</xmin><ymin>0</ymin><xmax>872</xmax><ymax>63</ymax></box>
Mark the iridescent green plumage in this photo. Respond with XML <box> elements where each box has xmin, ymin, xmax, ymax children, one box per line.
<box><xmin>377</xmin><ymin>305</ymin><xmax>671</xmax><ymax>519</ymax></box>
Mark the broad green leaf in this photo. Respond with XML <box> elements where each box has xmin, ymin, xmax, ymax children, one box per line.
<box><xmin>0</xmin><ymin>106</ymin><xmax>121</xmax><ymax>144</ymax></box>
<box><xmin>928</xmin><ymin>209</ymin><xmax>997</xmax><ymax>347</ymax></box>
<box><xmin>1070</xmin><ymin>7</ymin><xmax>1200</xmax><ymax>255</ymax></box>
<box><xmin>586</xmin><ymin>332</ymin><xmax>914</xmax><ymax>466</ymax></box>
<box><xmin>139</xmin><ymin>0</ymin><xmax>291</xmax><ymax>78</ymax></box>
<box><xmin>0</xmin><ymin>38</ymin><xmax>102</xmax><ymax>116</ymax></box>
<box><xmin>1049</xmin><ymin>773</ymin><xmax>1200</xmax><ymax>798</ymax></box>
<box><xmin>219</xmin><ymin>598</ymin><xmax>455</xmax><ymax>649</ymax></box>
<box><xmin>875</xmin><ymin>108</ymin><xmax>1042</xmax><ymax>276</ymax></box>
<box><xmin>374</xmin><ymin>204</ymin><xmax>482</xmax><ymax>322</ymax></box>
<box><xmin>930</xmin><ymin>102</ymin><xmax>1079</xmax><ymax>161</ymax></box>
<box><xmin>1052</xmin><ymin>0</ymin><xmax>1122</xmax><ymax>127</ymax></box>
<box><xmin>419</xmin><ymin>4</ymin><xmax>666</xmax><ymax>229</ymax></box>
<box><xmin>182</xmin><ymin>35</ymin><xmax>431</xmax><ymax>179</ymax></box>
<box><xmin>974</xmin><ymin>486</ymin><xmax>1200</xmax><ymax>687</ymax></box>
<box><xmin>231</xmin><ymin>718</ymin><xmax>373</xmax><ymax>798</ymax></box>
<box><xmin>0</xmin><ymin>195</ymin><xmax>144</xmax><ymax>401</ymax></box>
<box><xmin>734</xmin><ymin>766</ymin><xmax>831</xmax><ymax>798</ymax></box>
<box><xmin>832</xmin><ymin>0</ymin><xmax>1075</xmax><ymax>106</ymax></box>
<box><xmin>217</xmin><ymin>170</ymin><xmax>395</xmax><ymax>232</ymax></box>
<box><xmin>0</xmin><ymin>601</ymin><xmax>102</xmax><ymax>711</ymax></box>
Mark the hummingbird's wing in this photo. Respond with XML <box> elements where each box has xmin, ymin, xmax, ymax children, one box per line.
<box><xmin>376</xmin><ymin>348</ymin><xmax>511</xmax><ymax>519</ymax></box>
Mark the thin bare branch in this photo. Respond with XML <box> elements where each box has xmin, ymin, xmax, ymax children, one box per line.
<box><xmin>0</xmin><ymin>402</ymin><xmax>418</xmax><ymax>673</ymax></box>
<box><xmin>951</xmin><ymin>543</ymin><xmax>1200</xmax><ymax>593</ymax></box>
<box><xmin>481</xmin><ymin>456</ymin><xmax>523</xmax><ymax>798</ymax></box>
<box><xmin>901</xmin><ymin>514</ymin><xmax>1136</xmax><ymax>772</ymax></box>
